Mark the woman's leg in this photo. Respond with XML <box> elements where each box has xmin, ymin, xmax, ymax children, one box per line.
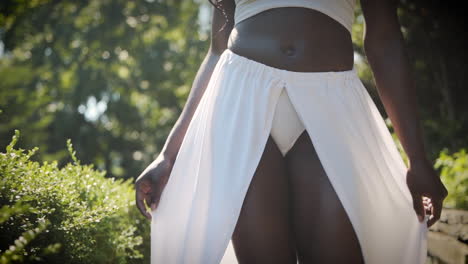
<box><xmin>231</xmin><ymin>135</ymin><xmax>297</xmax><ymax>264</ymax></box>
<box><xmin>285</xmin><ymin>130</ymin><xmax>365</xmax><ymax>264</ymax></box>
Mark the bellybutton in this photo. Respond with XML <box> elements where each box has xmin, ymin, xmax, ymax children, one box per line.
<box><xmin>280</xmin><ymin>45</ymin><xmax>297</xmax><ymax>57</ymax></box>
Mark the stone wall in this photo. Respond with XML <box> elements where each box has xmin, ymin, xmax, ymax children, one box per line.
<box><xmin>426</xmin><ymin>208</ymin><xmax>468</xmax><ymax>264</ymax></box>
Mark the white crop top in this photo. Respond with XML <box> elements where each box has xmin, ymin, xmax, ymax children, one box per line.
<box><xmin>234</xmin><ymin>0</ymin><xmax>356</xmax><ymax>33</ymax></box>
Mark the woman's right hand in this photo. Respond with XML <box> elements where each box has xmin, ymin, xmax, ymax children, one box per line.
<box><xmin>135</xmin><ymin>155</ymin><xmax>174</xmax><ymax>220</ymax></box>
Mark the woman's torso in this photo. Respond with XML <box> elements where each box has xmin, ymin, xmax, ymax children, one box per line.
<box><xmin>227</xmin><ymin>6</ymin><xmax>354</xmax><ymax>72</ymax></box>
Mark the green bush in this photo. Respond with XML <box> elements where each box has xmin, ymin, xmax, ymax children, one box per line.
<box><xmin>0</xmin><ymin>130</ymin><xmax>150</xmax><ymax>263</ymax></box>
<box><xmin>0</xmin><ymin>201</ymin><xmax>57</xmax><ymax>263</ymax></box>
<box><xmin>434</xmin><ymin>148</ymin><xmax>468</xmax><ymax>210</ymax></box>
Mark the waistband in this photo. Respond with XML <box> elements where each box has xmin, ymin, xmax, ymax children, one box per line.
<box><xmin>223</xmin><ymin>48</ymin><xmax>357</xmax><ymax>84</ymax></box>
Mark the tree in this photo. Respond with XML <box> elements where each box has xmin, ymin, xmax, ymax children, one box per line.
<box><xmin>0</xmin><ymin>0</ymin><xmax>209</xmax><ymax>179</ymax></box>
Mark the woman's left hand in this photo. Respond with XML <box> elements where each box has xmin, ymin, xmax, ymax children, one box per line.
<box><xmin>406</xmin><ymin>158</ymin><xmax>448</xmax><ymax>228</ymax></box>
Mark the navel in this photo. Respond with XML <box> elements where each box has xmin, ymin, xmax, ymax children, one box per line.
<box><xmin>280</xmin><ymin>44</ymin><xmax>297</xmax><ymax>57</ymax></box>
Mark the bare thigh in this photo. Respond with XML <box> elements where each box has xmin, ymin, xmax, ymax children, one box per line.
<box><xmin>285</xmin><ymin>130</ymin><xmax>365</xmax><ymax>264</ymax></box>
<box><xmin>231</xmin><ymin>135</ymin><xmax>297</xmax><ymax>264</ymax></box>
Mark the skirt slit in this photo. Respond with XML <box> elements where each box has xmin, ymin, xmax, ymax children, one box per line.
<box><xmin>151</xmin><ymin>49</ymin><xmax>429</xmax><ymax>264</ymax></box>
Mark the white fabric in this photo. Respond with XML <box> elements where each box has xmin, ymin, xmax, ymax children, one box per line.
<box><xmin>233</xmin><ymin>0</ymin><xmax>356</xmax><ymax>33</ymax></box>
<box><xmin>151</xmin><ymin>48</ymin><xmax>429</xmax><ymax>264</ymax></box>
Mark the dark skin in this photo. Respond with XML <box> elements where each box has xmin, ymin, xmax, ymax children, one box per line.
<box><xmin>135</xmin><ymin>0</ymin><xmax>448</xmax><ymax>262</ymax></box>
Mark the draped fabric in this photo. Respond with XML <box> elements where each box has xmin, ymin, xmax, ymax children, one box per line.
<box><xmin>151</xmin><ymin>49</ymin><xmax>428</xmax><ymax>264</ymax></box>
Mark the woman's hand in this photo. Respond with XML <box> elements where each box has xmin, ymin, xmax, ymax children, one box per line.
<box><xmin>135</xmin><ymin>155</ymin><xmax>174</xmax><ymax>220</ymax></box>
<box><xmin>406</xmin><ymin>158</ymin><xmax>448</xmax><ymax>227</ymax></box>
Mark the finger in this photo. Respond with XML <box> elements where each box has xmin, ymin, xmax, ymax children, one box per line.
<box><xmin>136</xmin><ymin>190</ymin><xmax>152</xmax><ymax>220</ymax></box>
<box><xmin>423</xmin><ymin>196</ymin><xmax>431</xmax><ymax>203</ymax></box>
<box><xmin>427</xmin><ymin>199</ymin><xmax>443</xmax><ymax>227</ymax></box>
<box><xmin>427</xmin><ymin>202</ymin><xmax>433</xmax><ymax>210</ymax></box>
<box><xmin>150</xmin><ymin>177</ymin><xmax>168</xmax><ymax>211</ymax></box>
<box><xmin>427</xmin><ymin>200</ymin><xmax>437</xmax><ymax>227</ymax></box>
<box><xmin>150</xmin><ymin>197</ymin><xmax>160</xmax><ymax>211</ymax></box>
<box><xmin>144</xmin><ymin>193</ymin><xmax>152</xmax><ymax>211</ymax></box>
<box><xmin>150</xmin><ymin>187</ymin><xmax>162</xmax><ymax>211</ymax></box>
<box><xmin>427</xmin><ymin>202</ymin><xmax>435</xmax><ymax>228</ymax></box>
<box><xmin>423</xmin><ymin>200</ymin><xmax>429</xmax><ymax>208</ymax></box>
<box><xmin>423</xmin><ymin>199</ymin><xmax>432</xmax><ymax>211</ymax></box>
<box><xmin>412</xmin><ymin>193</ymin><xmax>425</xmax><ymax>222</ymax></box>
<box><xmin>423</xmin><ymin>201</ymin><xmax>432</xmax><ymax>226</ymax></box>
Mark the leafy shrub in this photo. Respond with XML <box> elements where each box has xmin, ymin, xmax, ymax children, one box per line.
<box><xmin>434</xmin><ymin>148</ymin><xmax>468</xmax><ymax>210</ymax></box>
<box><xmin>0</xmin><ymin>130</ymin><xmax>150</xmax><ymax>263</ymax></box>
<box><xmin>0</xmin><ymin>201</ymin><xmax>57</xmax><ymax>263</ymax></box>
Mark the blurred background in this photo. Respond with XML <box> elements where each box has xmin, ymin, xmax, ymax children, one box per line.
<box><xmin>0</xmin><ymin>0</ymin><xmax>466</xmax><ymax>263</ymax></box>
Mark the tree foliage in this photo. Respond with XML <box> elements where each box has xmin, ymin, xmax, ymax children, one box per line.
<box><xmin>0</xmin><ymin>0</ymin><xmax>208</xmax><ymax>179</ymax></box>
<box><xmin>354</xmin><ymin>1</ymin><xmax>467</xmax><ymax>161</ymax></box>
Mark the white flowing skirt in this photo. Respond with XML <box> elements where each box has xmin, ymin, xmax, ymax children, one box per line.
<box><xmin>151</xmin><ymin>49</ymin><xmax>428</xmax><ymax>264</ymax></box>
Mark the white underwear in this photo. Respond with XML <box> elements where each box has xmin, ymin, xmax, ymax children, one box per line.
<box><xmin>270</xmin><ymin>87</ymin><xmax>305</xmax><ymax>156</ymax></box>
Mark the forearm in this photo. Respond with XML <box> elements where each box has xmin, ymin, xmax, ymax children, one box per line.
<box><xmin>364</xmin><ymin>33</ymin><xmax>428</xmax><ymax>165</ymax></box>
<box><xmin>160</xmin><ymin>48</ymin><xmax>222</xmax><ymax>163</ymax></box>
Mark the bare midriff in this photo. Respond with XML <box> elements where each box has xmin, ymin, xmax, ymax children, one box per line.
<box><xmin>227</xmin><ymin>7</ymin><xmax>354</xmax><ymax>72</ymax></box>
